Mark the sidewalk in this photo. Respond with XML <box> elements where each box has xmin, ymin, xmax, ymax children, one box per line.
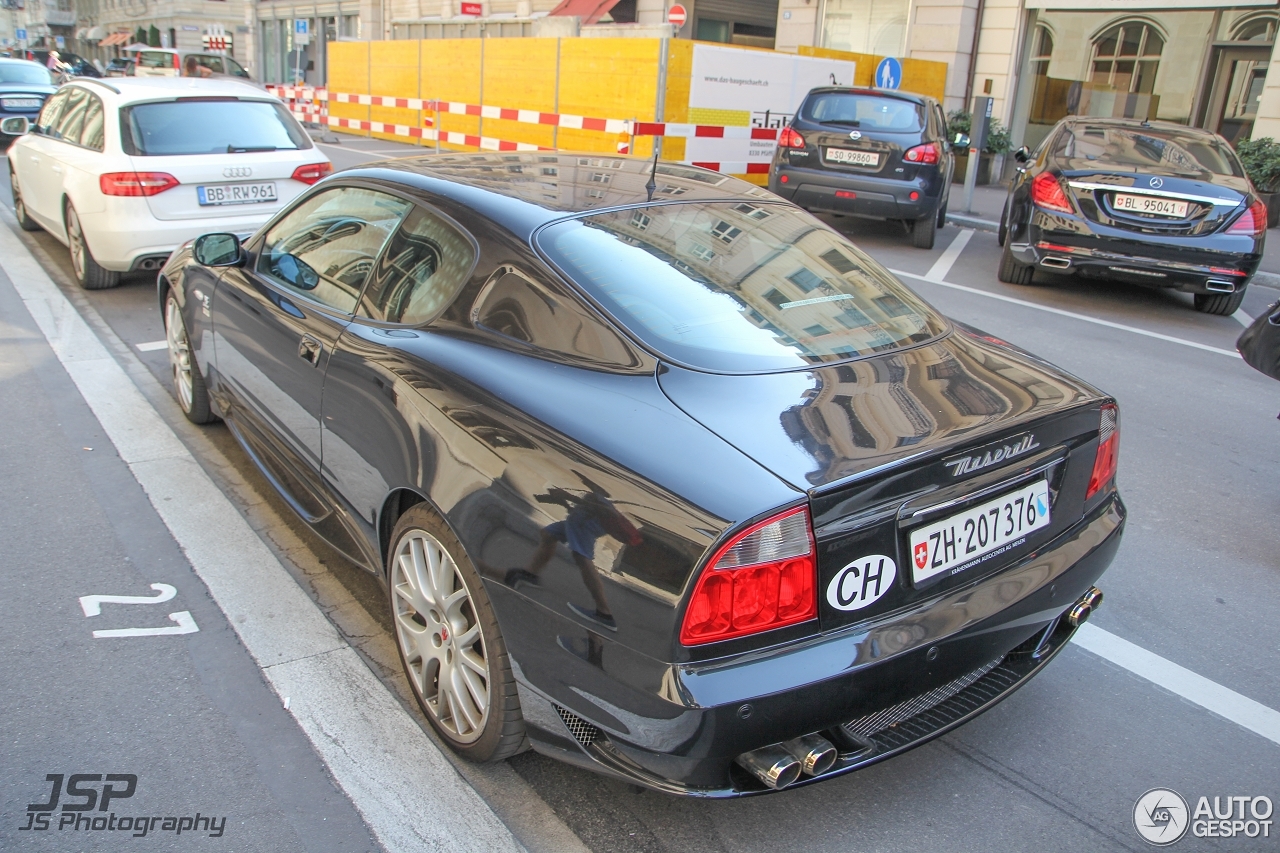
<box><xmin>946</xmin><ymin>182</ymin><xmax>1007</xmax><ymax>232</ymax></box>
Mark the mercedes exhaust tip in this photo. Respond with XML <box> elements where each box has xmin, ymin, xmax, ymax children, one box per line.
<box><xmin>782</xmin><ymin>734</ymin><xmax>838</xmax><ymax>777</ymax></box>
<box><xmin>736</xmin><ymin>745</ymin><xmax>802</xmax><ymax>790</ymax></box>
<box><xmin>1040</xmin><ymin>256</ymin><xmax>1072</xmax><ymax>269</ymax></box>
<box><xmin>1205</xmin><ymin>279</ymin><xmax>1236</xmax><ymax>293</ymax></box>
<box><xmin>1067</xmin><ymin>586</ymin><xmax>1104</xmax><ymax>627</ymax></box>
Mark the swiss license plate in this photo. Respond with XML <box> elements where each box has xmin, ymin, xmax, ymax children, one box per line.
<box><xmin>197</xmin><ymin>182</ymin><xmax>278</xmax><ymax>206</ymax></box>
<box><xmin>3</xmin><ymin>98</ymin><xmax>43</xmax><ymax>109</ymax></box>
<box><xmin>1113</xmin><ymin>193</ymin><xmax>1188</xmax><ymax>218</ymax></box>
<box><xmin>825</xmin><ymin>148</ymin><xmax>879</xmax><ymax>167</ymax></box>
<box><xmin>909</xmin><ymin>479</ymin><xmax>1051</xmax><ymax>585</ymax></box>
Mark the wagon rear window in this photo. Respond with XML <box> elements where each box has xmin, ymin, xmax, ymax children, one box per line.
<box><xmin>537</xmin><ymin>203</ymin><xmax>946</xmax><ymax>373</ymax></box>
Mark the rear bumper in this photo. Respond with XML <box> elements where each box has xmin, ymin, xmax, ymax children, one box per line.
<box><xmin>77</xmin><ymin>202</ymin><xmax>272</xmax><ymax>271</ymax></box>
<box><xmin>769</xmin><ymin>161</ymin><xmax>944</xmax><ymax>221</ymax></box>
<box><xmin>519</xmin><ymin>493</ymin><xmax>1125</xmax><ymax>796</ymax></box>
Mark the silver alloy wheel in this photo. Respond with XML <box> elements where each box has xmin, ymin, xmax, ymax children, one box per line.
<box><xmin>66</xmin><ymin>206</ymin><xmax>86</xmax><ymax>281</ymax></box>
<box><xmin>166</xmin><ymin>295</ymin><xmax>194</xmax><ymax>412</ymax></box>
<box><xmin>12</xmin><ymin>180</ymin><xmax>26</xmax><ymax>220</ymax></box>
<box><xmin>391</xmin><ymin>529</ymin><xmax>490</xmax><ymax>743</ymax></box>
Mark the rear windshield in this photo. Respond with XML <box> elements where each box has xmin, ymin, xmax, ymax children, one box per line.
<box><xmin>137</xmin><ymin>51</ymin><xmax>177</xmax><ymax>69</ymax></box>
<box><xmin>1054</xmin><ymin>124</ymin><xmax>1244</xmax><ymax>178</ymax></box>
<box><xmin>537</xmin><ymin>203</ymin><xmax>947</xmax><ymax>373</ymax></box>
<box><xmin>124</xmin><ymin>99</ymin><xmax>311</xmax><ymax>156</ymax></box>
<box><xmin>0</xmin><ymin>62</ymin><xmax>52</xmax><ymax>86</ymax></box>
<box><xmin>800</xmin><ymin>93</ymin><xmax>924</xmax><ymax>132</ymax></box>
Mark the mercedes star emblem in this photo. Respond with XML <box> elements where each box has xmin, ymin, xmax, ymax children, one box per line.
<box><xmin>1149</xmin><ymin>177</ymin><xmax>1163</xmax><ymax>189</ymax></box>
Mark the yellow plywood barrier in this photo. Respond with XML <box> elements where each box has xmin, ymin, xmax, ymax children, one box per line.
<box><xmin>799</xmin><ymin>45</ymin><xmax>946</xmax><ymax>103</ymax></box>
<box><xmin>328</xmin><ymin>41</ymin><xmax>370</xmax><ymax>130</ymax></box>
<box><xmin>483</xmin><ymin>38</ymin><xmax>558</xmax><ymax>151</ymax></box>
<box><xmin>557</xmin><ymin>38</ymin><xmax>662</xmax><ymax>156</ymax></box>
<box><xmin>370</xmin><ymin>39</ymin><xmax>421</xmax><ymax>144</ymax></box>
<box><xmin>422</xmin><ymin>39</ymin><xmax>483</xmax><ymax>150</ymax></box>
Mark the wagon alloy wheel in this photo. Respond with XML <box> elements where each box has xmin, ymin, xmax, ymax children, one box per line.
<box><xmin>11</xmin><ymin>171</ymin><xmax>39</xmax><ymax>232</ymax></box>
<box><xmin>392</xmin><ymin>529</ymin><xmax>491</xmax><ymax>743</ymax></box>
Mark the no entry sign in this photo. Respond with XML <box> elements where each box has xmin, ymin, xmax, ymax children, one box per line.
<box><xmin>668</xmin><ymin>4</ymin><xmax>687</xmax><ymax>27</ymax></box>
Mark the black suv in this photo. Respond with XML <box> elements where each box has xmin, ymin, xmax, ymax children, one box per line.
<box><xmin>768</xmin><ymin>88</ymin><xmax>955</xmax><ymax>249</ymax></box>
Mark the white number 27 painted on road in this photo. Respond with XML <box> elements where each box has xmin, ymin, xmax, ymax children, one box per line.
<box><xmin>78</xmin><ymin>583</ymin><xmax>199</xmax><ymax>638</ymax></box>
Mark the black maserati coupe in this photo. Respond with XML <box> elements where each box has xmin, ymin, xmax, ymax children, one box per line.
<box><xmin>159</xmin><ymin>153</ymin><xmax>1123</xmax><ymax>796</ymax></box>
<box><xmin>998</xmin><ymin>117</ymin><xmax>1264</xmax><ymax>316</ymax></box>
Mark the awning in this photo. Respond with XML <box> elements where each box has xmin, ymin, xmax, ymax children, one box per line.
<box><xmin>85</xmin><ymin>26</ymin><xmax>106</xmax><ymax>41</ymax></box>
<box><xmin>547</xmin><ymin>0</ymin><xmax>621</xmax><ymax>25</ymax></box>
<box><xmin>100</xmin><ymin>32</ymin><xmax>132</xmax><ymax>47</ymax></box>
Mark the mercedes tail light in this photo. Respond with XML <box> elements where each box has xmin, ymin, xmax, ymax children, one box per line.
<box><xmin>778</xmin><ymin>127</ymin><xmax>806</xmax><ymax>150</ymax></box>
<box><xmin>1086</xmin><ymin>403</ymin><xmax>1119</xmax><ymax>499</ymax></box>
<box><xmin>99</xmin><ymin>172</ymin><xmax>180</xmax><ymax>197</ymax></box>
<box><xmin>291</xmin><ymin>162</ymin><xmax>333</xmax><ymax>185</ymax></box>
<box><xmin>1227</xmin><ymin>199</ymin><xmax>1267</xmax><ymax>236</ymax></box>
<box><xmin>680</xmin><ymin>507</ymin><xmax>818</xmax><ymax>645</ymax></box>
<box><xmin>1031</xmin><ymin>172</ymin><xmax>1073</xmax><ymax>213</ymax></box>
<box><xmin>903</xmin><ymin>142</ymin><xmax>940</xmax><ymax>165</ymax></box>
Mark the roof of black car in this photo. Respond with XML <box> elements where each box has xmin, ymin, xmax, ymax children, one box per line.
<box><xmin>802</xmin><ymin>86</ymin><xmax>935</xmax><ymax>106</ymax></box>
<box><xmin>340</xmin><ymin>152</ymin><xmax>778</xmax><ymax>237</ymax></box>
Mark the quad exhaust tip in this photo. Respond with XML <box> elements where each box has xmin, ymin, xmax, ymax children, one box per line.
<box><xmin>1067</xmin><ymin>586</ymin><xmax>1104</xmax><ymax>627</ymax></box>
<box><xmin>737</xmin><ymin>734</ymin><xmax>838</xmax><ymax>789</ymax></box>
<box><xmin>1040</xmin><ymin>256</ymin><xmax>1072</xmax><ymax>269</ymax></box>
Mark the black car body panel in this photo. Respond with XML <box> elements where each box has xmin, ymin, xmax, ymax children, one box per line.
<box><xmin>0</xmin><ymin>59</ymin><xmax>55</xmax><ymax>138</ymax></box>
<box><xmin>1004</xmin><ymin>117</ymin><xmax>1263</xmax><ymax>295</ymax></box>
<box><xmin>159</xmin><ymin>152</ymin><xmax>1123</xmax><ymax>795</ymax></box>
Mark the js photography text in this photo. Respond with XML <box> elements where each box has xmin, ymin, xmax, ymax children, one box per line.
<box><xmin>18</xmin><ymin>773</ymin><xmax>228</xmax><ymax>838</ymax></box>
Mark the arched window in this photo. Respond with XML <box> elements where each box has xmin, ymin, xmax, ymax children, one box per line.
<box><xmin>1029</xmin><ymin>26</ymin><xmax>1065</xmax><ymax>125</ymax></box>
<box><xmin>1231</xmin><ymin>14</ymin><xmax>1278</xmax><ymax>43</ymax></box>
<box><xmin>1091</xmin><ymin>22</ymin><xmax>1163</xmax><ymax>94</ymax></box>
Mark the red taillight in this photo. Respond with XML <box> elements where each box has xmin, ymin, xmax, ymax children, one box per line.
<box><xmin>99</xmin><ymin>172</ymin><xmax>180</xmax><ymax>197</ymax></box>
<box><xmin>903</xmin><ymin>142</ymin><xmax>940</xmax><ymax>165</ymax></box>
<box><xmin>1031</xmin><ymin>172</ymin><xmax>1072</xmax><ymax>213</ymax></box>
<box><xmin>778</xmin><ymin>127</ymin><xmax>806</xmax><ymax>150</ymax></box>
<box><xmin>291</xmin><ymin>162</ymin><xmax>333</xmax><ymax>185</ymax></box>
<box><xmin>1227</xmin><ymin>199</ymin><xmax>1267</xmax><ymax>237</ymax></box>
<box><xmin>173</xmin><ymin>53</ymin><xmax>181</xmax><ymax>70</ymax></box>
<box><xmin>1086</xmin><ymin>404</ymin><xmax>1119</xmax><ymax>500</ymax></box>
<box><xmin>680</xmin><ymin>507</ymin><xmax>818</xmax><ymax>645</ymax></box>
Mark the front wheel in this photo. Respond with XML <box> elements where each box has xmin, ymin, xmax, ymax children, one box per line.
<box><xmin>165</xmin><ymin>291</ymin><xmax>216</xmax><ymax>424</ymax></box>
<box><xmin>11</xmin><ymin>169</ymin><xmax>40</xmax><ymax>232</ymax></box>
<box><xmin>1193</xmin><ymin>288</ymin><xmax>1247</xmax><ymax>316</ymax></box>
<box><xmin>66</xmin><ymin>203</ymin><xmax>120</xmax><ymax>290</ymax></box>
<box><xmin>388</xmin><ymin>505</ymin><xmax>525</xmax><ymax>762</ymax></box>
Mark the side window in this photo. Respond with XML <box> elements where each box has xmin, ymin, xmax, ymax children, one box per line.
<box><xmin>360</xmin><ymin>206</ymin><xmax>476</xmax><ymax>325</ymax></box>
<box><xmin>80</xmin><ymin>94</ymin><xmax>105</xmax><ymax>151</ymax></box>
<box><xmin>473</xmin><ymin>268</ymin><xmax>636</xmax><ymax>367</ymax></box>
<box><xmin>256</xmin><ymin>187</ymin><xmax>412</xmax><ymax>314</ymax></box>
<box><xmin>34</xmin><ymin>89</ymin><xmax>69</xmax><ymax>136</ymax></box>
<box><xmin>225</xmin><ymin>58</ymin><xmax>250</xmax><ymax>78</ymax></box>
<box><xmin>54</xmin><ymin>88</ymin><xmax>90</xmax><ymax>144</ymax></box>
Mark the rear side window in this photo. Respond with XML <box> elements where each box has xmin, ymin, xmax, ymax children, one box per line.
<box><xmin>123</xmin><ymin>99</ymin><xmax>311</xmax><ymax>155</ymax></box>
<box><xmin>80</xmin><ymin>95</ymin><xmax>105</xmax><ymax>151</ymax></box>
<box><xmin>360</xmin><ymin>206</ymin><xmax>477</xmax><ymax>325</ymax></box>
<box><xmin>52</xmin><ymin>87</ymin><xmax>89</xmax><ymax>143</ymax></box>
<box><xmin>801</xmin><ymin>93</ymin><xmax>924</xmax><ymax>132</ymax></box>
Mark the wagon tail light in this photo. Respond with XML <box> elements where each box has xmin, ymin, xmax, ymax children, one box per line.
<box><xmin>1031</xmin><ymin>172</ymin><xmax>1073</xmax><ymax>213</ymax></box>
<box><xmin>1086</xmin><ymin>403</ymin><xmax>1119</xmax><ymax>500</ymax></box>
<box><xmin>778</xmin><ymin>127</ymin><xmax>806</xmax><ymax>150</ymax></box>
<box><xmin>99</xmin><ymin>172</ymin><xmax>180</xmax><ymax>196</ymax></box>
<box><xmin>1227</xmin><ymin>199</ymin><xmax>1267</xmax><ymax>236</ymax></box>
<box><xmin>680</xmin><ymin>507</ymin><xmax>818</xmax><ymax>645</ymax></box>
<box><xmin>903</xmin><ymin>142</ymin><xmax>940</xmax><ymax>165</ymax></box>
<box><xmin>291</xmin><ymin>162</ymin><xmax>333</xmax><ymax>185</ymax></box>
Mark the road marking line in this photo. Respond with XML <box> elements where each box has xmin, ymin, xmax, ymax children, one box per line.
<box><xmin>135</xmin><ymin>340</ymin><xmax>167</xmax><ymax>352</ymax></box>
<box><xmin>1073</xmin><ymin>623</ymin><xmax>1280</xmax><ymax>748</ymax></box>
<box><xmin>80</xmin><ymin>582</ymin><xmax>175</xmax><ymax>616</ymax></box>
<box><xmin>1233</xmin><ymin>308</ymin><xmax>1254</xmax><ymax>328</ymax></box>
<box><xmin>0</xmin><ymin>209</ymin><xmax>525</xmax><ymax>853</ymax></box>
<box><xmin>925</xmin><ymin>228</ymin><xmax>973</xmax><ymax>282</ymax></box>
<box><xmin>92</xmin><ymin>610</ymin><xmax>199</xmax><ymax>638</ymax></box>
<box><xmin>891</xmin><ymin>267</ymin><xmax>1242</xmax><ymax>359</ymax></box>
<box><xmin>315</xmin><ymin>142</ymin><xmax>394</xmax><ymax>159</ymax></box>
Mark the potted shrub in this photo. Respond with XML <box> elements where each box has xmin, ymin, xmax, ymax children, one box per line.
<box><xmin>1236</xmin><ymin>137</ymin><xmax>1280</xmax><ymax>228</ymax></box>
<box><xmin>948</xmin><ymin>110</ymin><xmax>1013</xmax><ymax>185</ymax></box>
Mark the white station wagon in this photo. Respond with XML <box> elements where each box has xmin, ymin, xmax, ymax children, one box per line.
<box><xmin>4</xmin><ymin>76</ymin><xmax>331</xmax><ymax>289</ymax></box>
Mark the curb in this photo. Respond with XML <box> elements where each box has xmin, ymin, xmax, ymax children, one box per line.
<box><xmin>947</xmin><ymin>213</ymin><xmax>999</xmax><ymax>232</ymax></box>
<box><xmin>1252</xmin><ymin>270</ymin><xmax>1280</xmax><ymax>290</ymax></box>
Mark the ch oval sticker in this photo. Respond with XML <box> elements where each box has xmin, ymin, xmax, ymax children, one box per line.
<box><xmin>826</xmin><ymin>555</ymin><xmax>897</xmax><ymax>611</ymax></box>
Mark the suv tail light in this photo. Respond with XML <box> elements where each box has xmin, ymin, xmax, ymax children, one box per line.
<box><xmin>680</xmin><ymin>507</ymin><xmax>818</xmax><ymax>645</ymax></box>
<box><xmin>1086</xmin><ymin>403</ymin><xmax>1119</xmax><ymax>499</ymax></box>
<box><xmin>1031</xmin><ymin>172</ymin><xmax>1073</xmax><ymax>213</ymax></box>
<box><xmin>778</xmin><ymin>127</ymin><xmax>806</xmax><ymax>150</ymax></box>
<box><xmin>903</xmin><ymin>142</ymin><xmax>940</xmax><ymax>165</ymax></box>
<box><xmin>99</xmin><ymin>172</ymin><xmax>180</xmax><ymax>197</ymax></box>
<box><xmin>291</xmin><ymin>162</ymin><xmax>333</xmax><ymax>185</ymax></box>
<box><xmin>1227</xmin><ymin>199</ymin><xmax>1267</xmax><ymax>236</ymax></box>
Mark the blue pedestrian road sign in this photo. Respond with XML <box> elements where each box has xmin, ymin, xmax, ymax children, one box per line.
<box><xmin>875</xmin><ymin>57</ymin><xmax>902</xmax><ymax>90</ymax></box>
<box><xmin>15</xmin><ymin>28</ymin><xmax>27</xmax><ymax>42</ymax></box>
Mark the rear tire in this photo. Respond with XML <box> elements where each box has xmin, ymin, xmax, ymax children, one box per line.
<box><xmin>998</xmin><ymin>241</ymin><xmax>1035</xmax><ymax>285</ymax></box>
<box><xmin>1193</xmin><ymin>288</ymin><xmax>1247</xmax><ymax>316</ymax></box>
<box><xmin>11</xmin><ymin>168</ymin><xmax>40</xmax><ymax>232</ymax></box>
<box><xmin>66</xmin><ymin>203</ymin><xmax>120</xmax><ymax>290</ymax></box>
<box><xmin>911</xmin><ymin>212</ymin><xmax>937</xmax><ymax>250</ymax></box>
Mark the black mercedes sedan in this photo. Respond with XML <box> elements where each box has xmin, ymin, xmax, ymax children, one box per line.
<box><xmin>998</xmin><ymin>117</ymin><xmax>1263</xmax><ymax>315</ymax></box>
<box><xmin>0</xmin><ymin>59</ymin><xmax>55</xmax><ymax>141</ymax></box>
<box><xmin>768</xmin><ymin>87</ymin><xmax>955</xmax><ymax>250</ymax></box>
<box><xmin>159</xmin><ymin>153</ymin><xmax>1123</xmax><ymax>796</ymax></box>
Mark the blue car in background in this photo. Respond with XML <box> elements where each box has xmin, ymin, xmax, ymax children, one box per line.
<box><xmin>0</xmin><ymin>59</ymin><xmax>55</xmax><ymax>142</ymax></box>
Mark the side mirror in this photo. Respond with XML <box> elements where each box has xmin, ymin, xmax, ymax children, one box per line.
<box><xmin>193</xmin><ymin>233</ymin><xmax>244</xmax><ymax>267</ymax></box>
<box><xmin>1013</xmin><ymin>146</ymin><xmax>1032</xmax><ymax>164</ymax></box>
<box><xmin>951</xmin><ymin>133</ymin><xmax>970</xmax><ymax>150</ymax></box>
<box><xmin>1</xmin><ymin>116</ymin><xmax>30</xmax><ymax>136</ymax></box>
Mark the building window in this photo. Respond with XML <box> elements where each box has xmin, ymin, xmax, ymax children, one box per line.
<box><xmin>1028</xmin><ymin>25</ymin><xmax>1070</xmax><ymax>126</ymax></box>
<box><xmin>822</xmin><ymin>0</ymin><xmax>909</xmax><ymax>57</ymax></box>
<box><xmin>1091</xmin><ymin>21</ymin><xmax>1163</xmax><ymax>95</ymax></box>
<box><xmin>1231</xmin><ymin>15</ymin><xmax>1278</xmax><ymax>43</ymax></box>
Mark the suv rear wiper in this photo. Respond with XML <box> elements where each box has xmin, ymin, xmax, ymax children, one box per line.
<box><xmin>228</xmin><ymin>145</ymin><xmax>277</xmax><ymax>153</ymax></box>
<box><xmin>822</xmin><ymin>119</ymin><xmax>862</xmax><ymax>127</ymax></box>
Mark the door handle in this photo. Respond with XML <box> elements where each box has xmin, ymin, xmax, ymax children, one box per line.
<box><xmin>298</xmin><ymin>335</ymin><xmax>322</xmax><ymax>367</ymax></box>
<box><xmin>50</xmin><ymin>165</ymin><xmax>62</xmax><ymax>174</ymax></box>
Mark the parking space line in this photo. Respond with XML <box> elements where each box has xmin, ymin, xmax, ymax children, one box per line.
<box><xmin>315</xmin><ymin>142</ymin><xmax>395</xmax><ymax>159</ymax></box>
<box><xmin>892</xmin><ymin>268</ymin><xmax>1242</xmax><ymax>359</ymax></box>
<box><xmin>1073</xmin><ymin>624</ymin><xmax>1280</xmax><ymax>748</ymax></box>
<box><xmin>1233</xmin><ymin>308</ymin><xmax>1254</xmax><ymax>327</ymax></box>
<box><xmin>135</xmin><ymin>340</ymin><xmax>167</xmax><ymax>352</ymax></box>
<box><xmin>925</xmin><ymin>229</ymin><xmax>973</xmax><ymax>282</ymax></box>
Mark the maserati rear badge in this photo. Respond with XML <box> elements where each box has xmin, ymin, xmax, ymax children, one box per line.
<box><xmin>943</xmin><ymin>432</ymin><xmax>1041</xmax><ymax>477</ymax></box>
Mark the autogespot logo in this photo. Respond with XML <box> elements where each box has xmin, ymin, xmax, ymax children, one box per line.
<box><xmin>1134</xmin><ymin>789</ymin><xmax>1189</xmax><ymax>846</ymax></box>
<box><xmin>1133</xmin><ymin>788</ymin><xmax>1275</xmax><ymax>845</ymax></box>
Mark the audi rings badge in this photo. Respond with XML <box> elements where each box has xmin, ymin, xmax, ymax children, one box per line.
<box><xmin>222</xmin><ymin>166</ymin><xmax>253</xmax><ymax>178</ymax></box>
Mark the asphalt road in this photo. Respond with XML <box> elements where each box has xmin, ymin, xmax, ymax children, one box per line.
<box><xmin>3</xmin><ymin>134</ymin><xmax>1279</xmax><ymax>853</ymax></box>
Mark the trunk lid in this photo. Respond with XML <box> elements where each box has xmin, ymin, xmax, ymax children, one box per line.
<box><xmin>792</xmin><ymin>121</ymin><xmax>927</xmax><ymax>182</ymax></box>
<box><xmin>658</xmin><ymin>327</ymin><xmax>1111</xmax><ymax>633</ymax></box>
<box><xmin>129</xmin><ymin>151</ymin><xmax>317</xmax><ymax>222</ymax></box>
<box><xmin>1061</xmin><ymin>169</ymin><xmax>1248</xmax><ymax>236</ymax></box>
